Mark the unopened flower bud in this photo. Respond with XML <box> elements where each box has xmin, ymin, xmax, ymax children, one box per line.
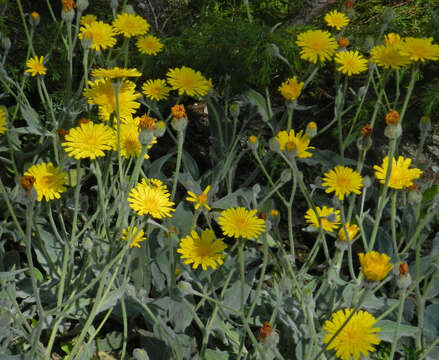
<box><xmin>154</xmin><ymin>121</ymin><xmax>166</xmax><ymax>137</ymax></box>
<box><xmin>83</xmin><ymin>236</ymin><xmax>93</xmax><ymax>251</ymax></box>
<box><xmin>124</xmin><ymin>5</ymin><xmax>135</xmax><ymax>14</ymax></box>
<box><xmin>56</xmin><ymin>128</ymin><xmax>69</xmax><ymax>139</ymax></box>
<box><xmin>1</xmin><ymin>36</ymin><xmax>11</xmax><ymax>51</ymax></box>
<box><xmin>280</xmin><ymin>169</ymin><xmax>292</xmax><ymax>183</ymax></box>
<box><xmin>61</xmin><ymin>8</ymin><xmax>75</xmax><ymax>23</ymax></box>
<box><xmin>229</xmin><ymin>103</ymin><xmax>240</xmax><ymax>118</ymax></box>
<box><xmin>357</xmin><ymin>124</ymin><xmax>373</xmax><ymax>151</ymax></box>
<box><xmin>77</xmin><ymin>118</ymin><xmax>90</xmax><ymax>126</ymax></box>
<box><xmin>29</xmin><ymin>11</ymin><xmax>40</xmax><ymax>27</ymax></box>
<box><xmin>21</xmin><ymin>175</ymin><xmax>35</xmax><ymax>195</ymax></box>
<box><xmin>397</xmin><ymin>262</ymin><xmax>412</xmax><ymax>290</ymax></box>
<box><xmin>178</xmin><ymin>280</ymin><xmax>194</xmax><ymax>295</ymax></box>
<box><xmin>248</xmin><ymin>135</ymin><xmax>258</xmax><ymax>150</ymax></box>
<box><xmin>385</xmin><ymin>110</ymin><xmax>400</xmax><ymax>125</ymax></box>
<box><xmin>407</xmin><ymin>184</ymin><xmax>422</xmax><ymax>205</ymax></box>
<box><xmin>269</xmin><ymin>137</ymin><xmax>281</xmax><ymax>152</ymax></box>
<box><xmin>171</xmin><ymin>104</ymin><xmax>188</xmax><ymax>132</ymax></box>
<box><xmin>306</xmin><ymin>121</ymin><xmax>317</xmax><ymax>138</ymax></box>
<box><xmin>81</xmin><ymin>33</ymin><xmax>93</xmax><ymax>49</ymax></box>
<box><xmin>258</xmin><ymin>211</ymin><xmax>266</xmax><ymax>220</ymax></box>
<box><xmin>362</xmin><ymin>175</ymin><xmax>372</xmax><ymax>188</ymax></box>
<box><xmin>419</xmin><ymin>116</ymin><xmax>431</xmax><ymax>133</ymax></box>
<box><xmin>270</xmin><ymin>209</ymin><xmax>279</xmax><ymax>217</ymax></box>
<box><xmin>76</xmin><ymin>0</ymin><xmax>89</xmax><ymax>12</ymax></box>
<box><xmin>110</xmin><ymin>0</ymin><xmax>119</xmax><ymax>11</ymax></box>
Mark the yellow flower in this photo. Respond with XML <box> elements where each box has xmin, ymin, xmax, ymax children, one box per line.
<box><xmin>78</xmin><ymin>21</ymin><xmax>116</xmax><ymax>51</ymax></box>
<box><xmin>358</xmin><ymin>251</ymin><xmax>393</xmax><ymax>282</ymax></box>
<box><xmin>24</xmin><ymin>162</ymin><xmax>68</xmax><ymax>202</ymax></box>
<box><xmin>296</xmin><ymin>29</ymin><xmax>337</xmax><ymax>63</ymax></box>
<box><xmin>324</xmin><ymin>10</ymin><xmax>349</xmax><ymax>30</ymax></box>
<box><xmin>275</xmin><ymin>129</ymin><xmax>315</xmax><ymax>158</ymax></box>
<box><xmin>112</xmin><ymin>12</ymin><xmax>150</xmax><ymax>38</ymax></box>
<box><xmin>25</xmin><ymin>56</ymin><xmax>47</xmax><ymax>77</ymax></box>
<box><xmin>119</xmin><ymin>117</ymin><xmax>156</xmax><ymax>159</ymax></box>
<box><xmin>278</xmin><ymin>76</ymin><xmax>304</xmax><ymax>102</ymax></box>
<box><xmin>122</xmin><ymin>225</ymin><xmax>146</xmax><ymax>248</ymax></box>
<box><xmin>384</xmin><ymin>33</ymin><xmax>402</xmax><ymax>46</ymax></box>
<box><xmin>167</xmin><ymin>66</ymin><xmax>212</xmax><ymax>98</ymax></box>
<box><xmin>374</xmin><ymin>156</ymin><xmax>422</xmax><ymax>190</ymax></box>
<box><xmin>338</xmin><ymin>223</ymin><xmax>360</xmax><ymax>242</ymax></box>
<box><xmin>270</xmin><ymin>209</ymin><xmax>279</xmax><ymax>217</ymax></box>
<box><xmin>398</xmin><ymin>37</ymin><xmax>439</xmax><ymax>62</ymax></box>
<box><xmin>128</xmin><ymin>178</ymin><xmax>175</xmax><ymax>219</ymax></box>
<box><xmin>62</xmin><ymin>122</ymin><xmax>116</xmax><ymax>160</ymax></box>
<box><xmin>370</xmin><ymin>44</ymin><xmax>411</xmax><ymax>69</ymax></box>
<box><xmin>186</xmin><ymin>185</ymin><xmax>211</xmax><ymax>211</ymax></box>
<box><xmin>83</xmin><ymin>79</ymin><xmax>140</xmax><ymax>122</ymax></box>
<box><xmin>177</xmin><ymin>229</ymin><xmax>227</xmax><ymax>270</ymax></box>
<box><xmin>217</xmin><ymin>207</ymin><xmax>266</xmax><ymax>240</ymax></box>
<box><xmin>335</xmin><ymin>50</ymin><xmax>368</xmax><ymax>76</ymax></box>
<box><xmin>136</xmin><ymin>35</ymin><xmax>164</xmax><ymax>55</ymax></box>
<box><xmin>0</xmin><ymin>106</ymin><xmax>7</xmax><ymax>135</ymax></box>
<box><xmin>322</xmin><ymin>165</ymin><xmax>363</xmax><ymax>200</ymax></box>
<box><xmin>304</xmin><ymin>206</ymin><xmax>340</xmax><ymax>232</ymax></box>
<box><xmin>142</xmin><ymin>79</ymin><xmax>171</xmax><ymax>101</ymax></box>
<box><xmin>91</xmin><ymin>67</ymin><xmax>141</xmax><ymax>79</ymax></box>
<box><xmin>323</xmin><ymin>308</ymin><xmax>381</xmax><ymax>360</ymax></box>
<box><xmin>80</xmin><ymin>14</ymin><xmax>97</xmax><ymax>26</ymax></box>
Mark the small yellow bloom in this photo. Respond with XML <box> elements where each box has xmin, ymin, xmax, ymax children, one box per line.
<box><xmin>217</xmin><ymin>207</ymin><xmax>266</xmax><ymax>240</ymax></box>
<box><xmin>335</xmin><ymin>50</ymin><xmax>368</xmax><ymax>76</ymax></box>
<box><xmin>275</xmin><ymin>129</ymin><xmax>315</xmax><ymax>158</ymax></box>
<box><xmin>278</xmin><ymin>76</ymin><xmax>304</xmax><ymax>102</ymax></box>
<box><xmin>398</xmin><ymin>37</ymin><xmax>439</xmax><ymax>62</ymax></box>
<box><xmin>122</xmin><ymin>225</ymin><xmax>146</xmax><ymax>248</ymax></box>
<box><xmin>248</xmin><ymin>135</ymin><xmax>258</xmax><ymax>144</ymax></box>
<box><xmin>304</xmin><ymin>206</ymin><xmax>340</xmax><ymax>232</ymax></box>
<box><xmin>296</xmin><ymin>30</ymin><xmax>338</xmax><ymax>64</ymax></box>
<box><xmin>322</xmin><ymin>165</ymin><xmax>363</xmax><ymax>200</ymax></box>
<box><xmin>370</xmin><ymin>43</ymin><xmax>411</xmax><ymax>70</ymax></box>
<box><xmin>136</xmin><ymin>34</ymin><xmax>164</xmax><ymax>55</ymax></box>
<box><xmin>167</xmin><ymin>66</ymin><xmax>212</xmax><ymax>98</ymax></box>
<box><xmin>338</xmin><ymin>223</ymin><xmax>360</xmax><ymax>242</ymax></box>
<box><xmin>24</xmin><ymin>162</ymin><xmax>68</xmax><ymax>202</ymax></box>
<box><xmin>177</xmin><ymin>229</ymin><xmax>227</xmax><ymax>270</ymax></box>
<box><xmin>113</xmin><ymin>12</ymin><xmax>150</xmax><ymax>38</ymax></box>
<box><xmin>31</xmin><ymin>12</ymin><xmax>40</xmax><ymax>20</ymax></box>
<box><xmin>80</xmin><ymin>14</ymin><xmax>97</xmax><ymax>26</ymax></box>
<box><xmin>374</xmin><ymin>156</ymin><xmax>422</xmax><ymax>190</ymax></box>
<box><xmin>358</xmin><ymin>251</ymin><xmax>393</xmax><ymax>282</ymax></box>
<box><xmin>385</xmin><ymin>109</ymin><xmax>400</xmax><ymax>125</ymax></box>
<box><xmin>78</xmin><ymin>21</ymin><xmax>116</xmax><ymax>51</ymax></box>
<box><xmin>186</xmin><ymin>185</ymin><xmax>211</xmax><ymax>211</ymax></box>
<box><xmin>270</xmin><ymin>209</ymin><xmax>279</xmax><ymax>217</ymax></box>
<box><xmin>92</xmin><ymin>67</ymin><xmax>141</xmax><ymax>79</ymax></box>
<box><xmin>0</xmin><ymin>106</ymin><xmax>7</xmax><ymax>135</ymax></box>
<box><xmin>25</xmin><ymin>56</ymin><xmax>47</xmax><ymax>77</ymax></box>
<box><xmin>324</xmin><ymin>10</ymin><xmax>349</xmax><ymax>30</ymax></box>
<box><xmin>142</xmin><ymin>79</ymin><xmax>171</xmax><ymax>101</ymax></box>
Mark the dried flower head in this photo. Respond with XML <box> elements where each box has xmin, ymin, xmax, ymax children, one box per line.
<box><xmin>56</xmin><ymin>128</ymin><xmax>69</xmax><ymax>139</ymax></box>
<box><xmin>21</xmin><ymin>175</ymin><xmax>36</xmax><ymax>195</ymax></box>
<box><xmin>385</xmin><ymin>110</ymin><xmax>400</xmax><ymax>125</ymax></box>
<box><xmin>338</xmin><ymin>36</ymin><xmax>350</xmax><ymax>48</ymax></box>
<box><xmin>361</xmin><ymin>124</ymin><xmax>373</xmax><ymax>137</ymax></box>
<box><xmin>171</xmin><ymin>104</ymin><xmax>188</xmax><ymax>122</ymax></box>
<box><xmin>138</xmin><ymin>114</ymin><xmax>157</xmax><ymax>131</ymax></box>
<box><xmin>61</xmin><ymin>0</ymin><xmax>76</xmax><ymax>11</ymax></box>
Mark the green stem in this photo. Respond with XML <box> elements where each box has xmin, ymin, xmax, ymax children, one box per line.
<box><xmin>389</xmin><ymin>290</ymin><xmax>407</xmax><ymax>360</ymax></box>
<box><xmin>171</xmin><ymin>130</ymin><xmax>185</xmax><ymax>201</ymax></box>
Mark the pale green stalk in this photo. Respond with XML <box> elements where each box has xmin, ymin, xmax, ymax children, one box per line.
<box><xmin>113</xmin><ymin>81</ymin><xmax>124</xmax><ymax>187</ymax></box>
<box><xmin>389</xmin><ymin>289</ymin><xmax>408</xmax><ymax>360</ymax></box>
<box><xmin>286</xmin><ymin>105</ymin><xmax>294</xmax><ymax>131</ymax></box>
<box><xmin>171</xmin><ymin>129</ymin><xmax>185</xmax><ymax>201</ymax></box>
<box><xmin>0</xmin><ymin>177</ymin><xmax>25</xmax><ymax>238</ymax></box>
<box><xmin>16</xmin><ymin>0</ymin><xmax>35</xmax><ymax>55</ymax></box>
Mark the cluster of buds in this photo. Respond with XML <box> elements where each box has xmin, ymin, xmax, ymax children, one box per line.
<box><xmin>171</xmin><ymin>104</ymin><xmax>188</xmax><ymax>132</ymax></box>
<box><xmin>357</xmin><ymin>124</ymin><xmax>372</xmax><ymax>151</ymax></box>
<box><xmin>384</xmin><ymin>109</ymin><xmax>402</xmax><ymax>139</ymax></box>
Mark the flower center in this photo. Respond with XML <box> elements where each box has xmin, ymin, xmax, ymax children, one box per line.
<box><xmin>336</xmin><ymin>176</ymin><xmax>350</xmax><ymax>189</ymax></box>
<box><xmin>197</xmin><ymin>194</ymin><xmax>207</xmax><ymax>204</ymax></box>
<box><xmin>86</xmin><ymin>135</ymin><xmax>97</xmax><ymax>145</ymax></box>
<box><xmin>285</xmin><ymin>141</ymin><xmax>296</xmax><ymax>152</ymax></box>
<box><xmin>144</xmin><ymin>198</ymin><xmax>158</xmax><ymax>210</ymax></box>
<box><xmin>41</xmin><ymin>176</ymin><xmax>53</xmax><ymax>187</ymax></box>
<box><xmin>235</xmin><ymin>219</ymin><xmax>248</xmax><ymax>231</ymax></box>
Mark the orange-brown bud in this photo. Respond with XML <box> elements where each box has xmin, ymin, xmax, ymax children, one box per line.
<box><xmin>138</xmin><ymin>114</ymin><xmax>157</xmax><ymax>131</ymax></box>
<box><xmin>258</xmin><ymin>211</ymin><xmax>267</xmax><ymax>220</ymax></box>
<box><xmin>258</xmin><ymin>322</ymin><xmax>273</xmax><ymax>342</ymax></box>
<box><xmin>21</xmin><ymin>175</ymin><xmax>36</xmax><ymax>195</ymax></box>
<box><xmin>344</xmin><ymin>0</ymin><xmax>355</xmax><ymax>8</ymax></box>
<box><xmin>171</xmin><ymin>104</ymin><xmax>188</xmax><ymax>122</ymax></box>
<box><xmin>338</xmin><ymin>37</ymin><xmax>350</xmax><ymax>48</ymax></box>
<box><xmin>361</xmin><ymin>124</ymin><xmax>373</xmax><ymax>137</ymax></box>
<box><xmin>399</xmin><ymin>262</ymin><xmax>409</xmax><ymax>276</ymax></box>
<box><xmin>77</xmin><ymin>118</ymin><xmax>90</xmax><ymax>126</ymax></box>
<box><xmin>61</xmin><ymin>0</ymin><xmax>76</xmax><ymax>11</ymax></box>
<box><xmin>56</xmin><ymin>128</ymin><xmax>69</xmax><ymax>139</ymax></box>
<box><xmin>385</xmin><ymin>110</ymin><xmax>400</xmax><ymax>125</ymax></box>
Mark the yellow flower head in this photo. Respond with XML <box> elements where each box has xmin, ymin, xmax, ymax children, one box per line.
<box><xmin>167</xmin><ymin>66</ymin><xmax>212</xmax><ymax>98</ymax></box>
<box><xmin>217</xmin><ymin>207</ymin><xmax>266</xmax><ymax>240</ymax></box>
<box><xmin>80</xmin><ymin>14</ymin><xmax>97</xmax><ymax>26</ymax></box>
<box><xmin>278</xmin><ymin>76</ymin><xmax>304</xmax><ymax>102</ymax></box>
<box><xmin>296</xmin><ymin>30</ymin><xmax>338</xmax><ymax>64</ymax></box>
<box><xmin>177</xmin><ymin>229</ymin><xmax>227</xmax><ymax>270</ymax></box>
<box><xmin>83</xmin><ymin>79</ymin><xmax>140</xmax><ymax>122</ymax></box>
<box><xmin>374</xmin><ymin>156</ymin><xmax>422</xmax><ymax>190</ymax></box>
<box><xmin>358</xmin><ymin>251</ymin><xmax>394</xmax><ymax>282</ymax></box>
<box><xmin>370</xmin><ymin>43</ymin><xmax>411</xmax><ymax>70</ymax></box>
<box><xmin>186</xmin><ymin>185</ymin><xmax>211</xmax><ymax>211</ymax></box>
<box><xmin>128</xmin><ymin>178</ymin><xmax>175</xmax><ymax>219</ymax></box>
<box><xmin>335</xmin><ymin>50</ymin><xmax>368</xmax><ymax>76</ymax></box>
<box><xmin>122</xmin><ymin>225</ymin><xmax>146</xmax><ymax>248</ymax></box>
<box><xmin>275</xmin><ymin>129</ymin><xmax>315</xmax><ymax>158</ymax></box>
<box><xmin>113</xmin><ymin>12</ymin><xmax>150</xmax><ymax>38</ymax></box>
<box><xmin>323</xmin><ymin>308</ymin><xmax>381</xmax><ymax>360</ymax></box>
<box><xmin>25</xmin><ymin>56</ymin><xmax>47</xmax><ymax>77</ymax></box>
<box><xmin>136</xmin><ymin>35</ymin><xmax>164</xmax><ymax>55</ymax></box>
<box><xmin>324</xmin><ymin>10</ymin><xmax>349</xmax><ymax>30</ymax></box>
<box><xmin>142</xmin><ymin>79</ymin><xmax>171</xmax><ymax>101</ymax></box>
<box><xmin>91</xmin><ymin>67</ymin><xmax>141</xmax><ymax>79</ymax></box>
<box><xmin>62</xmin><ymin>122</ymin><xmax>116</xmax><ymax>160</ymax></box>
<box><xmin>78</xmin><ymin>21</ymin><xmax>116</xmax><ymax>51</ymax></box>
<box><xmin>338</xmin><ymin>223</ymin><xmax>360</xmax><ymax>242</ymax></box>
<box><xmin>0</xmin><ymin>106</ymin><xmax>7</xmax><ymax>135</ymax></box>
<box><xmin>119</xmin><ymin>117</ymin><xmax>156</xmax><ymax>159</ymax></box>
<box><xmin>398</xmin><ymin>37</ymin><xmax>439</xmax><ymax>62</ymax></box>
<box><xmin>384</xmin><ymin>33</ymin><xmax>402</xmax><ymax>46</ymax></box>
<box><xmin>322</xmin><ymin>165</ymin><xmax>363</xmax><ymax>200</ymax></box>
<box><xmin>304</xmin><ymin>206</ymin><xmax>340</xmax><ymax>232</ymax></box>
<box><xmin>24</xmin><ymin>163</ymin><xmax>68</xmax><ymax>202</ymax></box>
